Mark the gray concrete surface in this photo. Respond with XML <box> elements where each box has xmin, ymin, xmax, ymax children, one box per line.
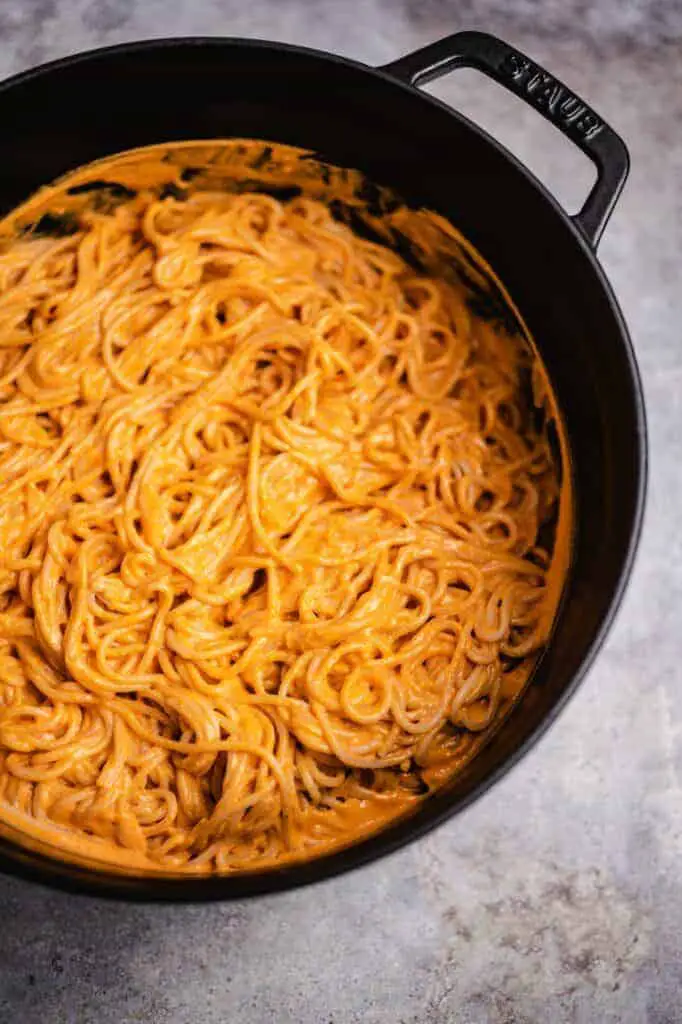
<box><xmin>0</xmin><ymin>1</ymin><xmax>681</xmax><ymax>1022</ymax></box>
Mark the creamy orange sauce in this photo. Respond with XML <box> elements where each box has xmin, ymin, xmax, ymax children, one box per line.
<box><xmin>0</xmin><ymin>141</ymin><xmax>571</xmax><ymax>874</ymax></box>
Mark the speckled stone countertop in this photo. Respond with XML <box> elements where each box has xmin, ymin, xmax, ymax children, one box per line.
<box><xmin>0</xmin><ymin>2</ymin><xmax>681</xmax><ymax>1022</ymax></box>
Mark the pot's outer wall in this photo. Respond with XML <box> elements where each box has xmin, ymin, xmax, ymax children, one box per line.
<box><xmin>0</xmin><ymin>39</ymin><xmax>646</xmax><ymax>899</ymax></box>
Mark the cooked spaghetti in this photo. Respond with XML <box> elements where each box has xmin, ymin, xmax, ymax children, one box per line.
<box><xmin>0</xmin><ymin>142</ymin><xmax>570</xmax><ymax>873</ymax></box>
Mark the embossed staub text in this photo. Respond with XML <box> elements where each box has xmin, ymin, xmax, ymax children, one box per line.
<box><xmin>499</xmin><ymin>51</ymin><xmax>604</xmax><ymax>142</ymax></box>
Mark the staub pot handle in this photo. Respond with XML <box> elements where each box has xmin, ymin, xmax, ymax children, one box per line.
<box><xmin>380</xmin><ymin>30</ymin><xmax>629</xmax><ymax>248</ymax></box>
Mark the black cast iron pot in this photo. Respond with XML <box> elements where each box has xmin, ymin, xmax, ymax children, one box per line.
<box><xmin>0</xmin><ymin>31</ymin><xmax>646</xmax><ymax>899</ymax></box>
